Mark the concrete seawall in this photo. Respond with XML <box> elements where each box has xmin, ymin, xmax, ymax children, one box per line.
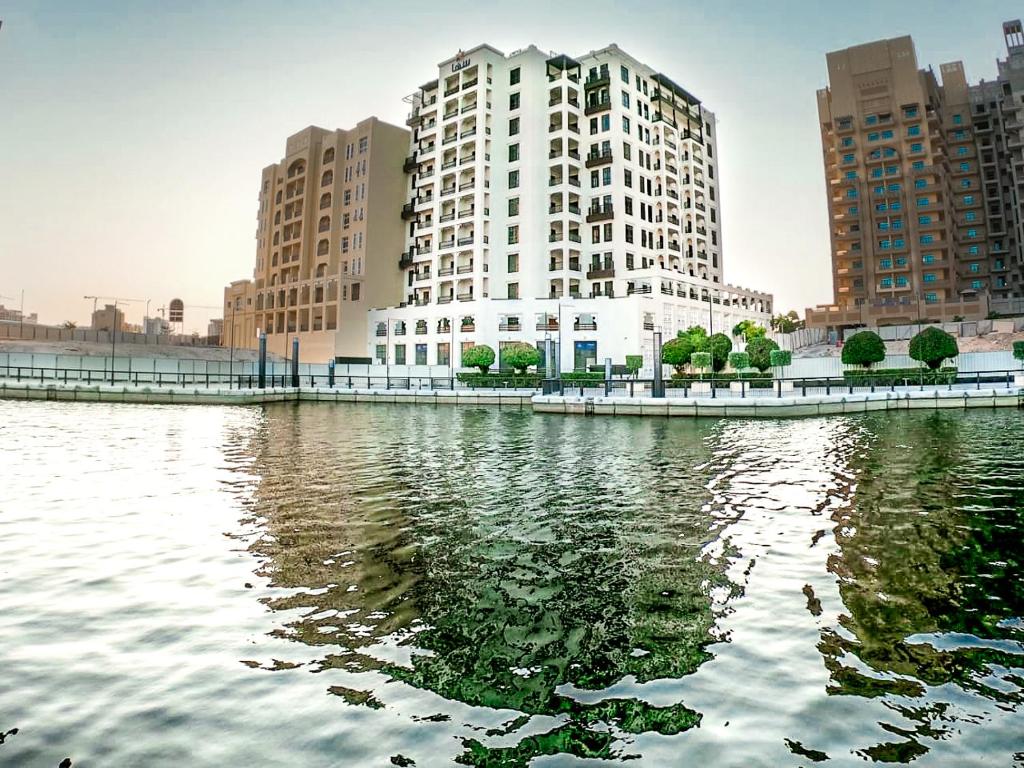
<box><xmin>533</xmin><ymin>388</ymin><xmax>1024</xmax><ymax>418</ymax></box>
<box><xmin>2</xmin><ymin>380</ymin><xmax>1022</xmax><ymax>418</ymax></box>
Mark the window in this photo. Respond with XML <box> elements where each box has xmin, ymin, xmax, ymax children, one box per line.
<box><xmin>437</xmin><ymin>343</ymin><xmax>450</xmax><ymax>367</ymax></box>
<box><xmin>601</xmin><ymin>114</ymin><xmax>610</xmax><ymax>131</ymax></box>
<box><xmin>959</xmin><ymin>162</ymin><xmax>970</xmax><ymax>172</ymax></box>
<box><xmin>358</xmin><ymin>136</ymin><xmax>368</xmax><ymax>153</ymax></box>
<box><xmin>971</xmin><ymin>279</ymin><xmax>983</xmax><ymax>290</ymax></box>
<box><xmin>904</xmin><ymin>106</ymin><xmax>918</xmax><ymax>118</ymax></box>
<box><xmin>880</xmin><ymin>258</ymin><xmax>892</xmax><ymax>268</ymax></box>
<box><xmin>961</xmin><ymin>179</ymin><xmax>972</xmax><ymax>188</ymax></box>
<box><xmin>509</xmin><ymin>117</ymin><xmax>520</xmax><ymax>136</ymax></box>
<box><xmin>507</xmin><ymin>225</ymin><xmax>519</xmax><ymax>245</ymax></box>
<box><xmin>957</xmin><ymin>146</ymin><xmax>968</xmax><ymax>156</ymax></box>
<box><xmin>620</xmin><ymin>64</ymin><xmax>629</xmax><ymax>82</ymax></box>
<box><xmin>621</xmin><ymin>116</ymin><xmax>630</xmax><ymax>133</ymax></box>
<box><xmin>925</xmin><ymin>292</ymin><xmax>938</xmax><ymax>303</ymax></box>
<box><xmin>848</xmin><ymin>205</ymin><xmax>859</xmax><ymax>215</ymax></box>
<box><xmin>910</xmin><ymin>143</ymin><xmax>923</xmax><ymax>153</ymax></box>
<box><xmin>508</xmin><ymin>143</ymin><xmax>519</xmax><ymax>162</ymax></box>
<box><xmin>415</xmin><ymin>344</ymin><xmax>427</xmax><ymax>366</ymax></box>
<box><xmin>954</xmin><ymin>129</ymin><xmax>966</xmax><ymax>140</ymax></box>
<box><xmin>394</xmin><ymin>344</ymin><xmax>406</xmax><ymax>365</ymax></box>
<box><xmin>907</xmin><ymin>125</ymin><xmax>920</xmax><ymax>136</ymax></box>
<box><xmin>625</xmin><ymin>224</ymin><xmax>634</xmax><ymax>243</ymax></box>
<box><xmin>510</xmin><ymin>67</ymin><xmax>520</xmax><ymax>85</ymax></box>
<box><xmin>602</xmin><ymin>167</ymin><xmax>612</xmax><ymax>186</ymax></box>
<box><xmin>881</xmin><ymin>130</ymin><xmax>894</xmax><ymax>139</ymax></box>
<box><xmin>622</xmin><ymin>142</ymin><xmax>632</xmax><ymax>161</ymax></box>
<box><xmin>917</xmin><ymin>197</ymin><xmax>929</xmax><ymax>206</ymax></box>
<box><xmin>842</xmin><ymin>137</ymin><xmax>854</xmax><ymax>147</ymax></box>
<box><xmin>924</xmin><ymin>272</ymin><xmax>937</xmax><ymax>283</ymax></box>
<box><xmin>920</xmin><ymin>234</ymin><xmax>934</xmax><ymax>244</ymax></box>
<box><xmin>507</xmin><ymin>282</ymin><xmax>519</xmax><ymax>299</ymax></box>
<box><xmin>625</xmin><ymin>196</ymin><xmax>634</xmax><ymax>215</ymax></box>
<box><xmin>881</xmin><ymin>277</ymin><xmax>893</xmax><ymax>287</ymax></box>
<box><xmin>866</xmin><ymin>115</ymin><xmax>878</xmax><ymax>125</ymax></box>
<box><xmin>923</xmin><ymin>253</ymin><xmax>935</xmax><ymax>265</ymax></box>
<box><xmin>967</xmin><ymin>228</ymin><xmax>977</xmax><ymax>239</ymax></box>
<box><xmin>509</xmin><ymin>92</ymin><xmax>520</xmax><ymax>111</ymax></box>
<box><xmin>918</xmin><ymin>215</ymin><xmax>931</xmax><ymax>225</ymax></box>
<box><xmin>894</xmin><ymin>238</ymin><xmax>905</xmax><ymax>248</ymax></box>
<box><xmin>969</xmin><ymin>262</ymin><xmax>980</xmax><ymax>273</ymax></box>
<box><xmin>351</xmin><ymin>283</ymin><xmax>360</xmax><ymax>301</ymax></box>
<box><xmin>968</xmin><ymin>245</ymin><xmax>979</xmax><ymax>255</ymax></box>
<box><xmin>895</xmin><ymin>256</ymin><xmax>907</xmax><ymax>266</ymax></box>
<box><xmin>879</xmin><ymin>239</ymin><xmax>891</xmax><ymax>250</ymax></box>
<box><xmin>508</xmin><ymin>197</ymin><xmax>519</xmax><ymax>216</ymax></box>
<box><xmin>963</xmin><ymin>194</ymin><xmax>974</xmax><ymax>205</ymax></box>
<box><xmin>622</xmin><ymin>92</ymin><xmax>630</xmax><ymax>108</ymax></box>
<box><xmin>508</xmin><ymin>170</ymin><xmax>519</xmax><ymax>189</ymax></box>
<box><xmin>868</xmin><ymin>132</ymin><xmax>880</xmax><ymax>142</ymax></box>
<box><xmin>888</xmin><ymin>183</ymin><xmax>901</xmax><ymax>192</ymax></box>
<box><xmin>842</xmin><ymin>153</ymin><xmax>855</xmax><ymax>163</ymax></box>
<box><xmin>624</xmin><ymin>169</ymin><xmax>632</xmax><ymax>188</ymax></box>
<box><xmin>952</xmin><ymin>114</ymin><xmax>962</xmax><ymax>125</ymax></box>
<box><xmin>507</xmin><ymin>253</ymin><xmax>519</xmax><ymax>273</ymax></box>
<box><xmin>915</xmin><ymin>179</ymin><xmax>927</xmax><ymax>189</ymax></box>
<box><xmin>896</xmin><ymin>276</ymin><xmax>908</xmax><ymax>287</ymax></box>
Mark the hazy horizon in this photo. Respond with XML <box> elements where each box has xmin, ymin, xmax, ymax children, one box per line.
<box><xmin>1</xmin><ymin>0</ymin><xmax>1021</xmax><ymax>332</ymax></box>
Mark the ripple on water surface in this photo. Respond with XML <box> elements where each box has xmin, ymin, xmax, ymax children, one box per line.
<box><xmin>0</xmin><ymin>401</ymin><xmax>1022</xmax><ymax>767</ymax></box>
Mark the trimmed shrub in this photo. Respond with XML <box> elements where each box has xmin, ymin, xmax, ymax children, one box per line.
<box><xmin>461</xmin><ymin>344</ymin><xmax>495</xmax><ymax>374</ymax></box>
<box><xmin>769</xmin><ymin>349</ymin><xmax>792</xmax><ymax>370</ymax></box>
<box><xmin>908</xmin><ymin>326</ymin><xmax>958</xmax><ymax>370</ymax></box>
<box><xmin>502</xmin><ymin>342</ymin><xmax>540</xmax><ymax>374</ymax></box>
<box><xmin>843</xmin><ymin>367</ymin><xmax>956</xmax><ymax>386</ymax></box>
<box><xmin>456</xmin><ymin>372</ymin><xmax>542</xmax><ymax>388</ymax></box>
<box><xmin>746</xmin><ymin>336</ymin><xmax>780</xmax><ymax>372</ymax></box>
<box><xmin>728</xmin><ymin>351</ymin><xmax>750</xmax><ymax>372</ymax></box>
<box><xmin>662</xmin><ymin>336</ymin><xmax>696</xmax><ymax>375</ymax></box>
<box><xmin>625</xmin><ymin>355</ymin><xmax>643</xmax><ymax>377</ymax></box>
<box><xmin>1013</xmin><ymin>340</ymin><xmax>1024</xmax><ymax>368</ymax></box>
<box><xmin>669</xmin><ymin>371</ymin><xmax>772</xmax><ymax>389</ymax></box>
<box><xmin>560</xmin><ymin>371</ymin><xmax>606</xmax><ymax>382</ymax></box>
<box><xmin>690</xmin><ymin>351</ymin><xmax>712</xmax><ymax>375</ymax></box>
<box><xmin>709</xmin><ymin>333</ymin><xmax>732</xmax><ymax>372</ymax></box>
<box><xmin>842</xmin><ymin>331</ymin><xmax>886</xmax><ymax>368</ymax></box>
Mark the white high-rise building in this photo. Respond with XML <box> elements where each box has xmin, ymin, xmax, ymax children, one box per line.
<box><xmin>368</xmin><ymin>44</ymin><xmax>772</xmax><ymax>372</ymax></box>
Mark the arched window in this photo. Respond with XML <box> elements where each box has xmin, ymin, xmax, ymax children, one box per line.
<box><xmin>320</xmin><ymin>193</ymin><xmax>331</xmax><ymax>210</ymax></box>
<box><xmin>315</xmin><ymin>263</ymin><xmax>327</xmax><ymax>277</ymax></box>
<box><xmin>288</xmin><ymin>160</ymin><xmax>305</xmax><ymax>178</ymax></box>
<box><xmin>270</xmin><ymin>274</ymin><xmax>278</xmax><ymax>286</ymax></box>
<box><xmin>274</xmin><ymin>211</ymin><xmax>281</xmax><ymax>224</ymax></box>
<box><xmin>322</xmin><ymin>147</ymin><xmax>335</xmax><ymax>163</ymax></box>
<box><xmin>318</xmin><ymin>216</ymin><xmax>330</xmax><ymax>232</ymax></box>
<box><xmin>275</xmin><ymin>190</ymin><xmax>282</xmax><ymax>204</ymax></box>
<box><xmin>321</xmin><ymin>170</ymin><xmax>333</xmax><ymax>187</ymax></box>
<box><xmin>317</xmin><ymin>239</ymin><xmax>329</xmax><ymax>256</ymax></box>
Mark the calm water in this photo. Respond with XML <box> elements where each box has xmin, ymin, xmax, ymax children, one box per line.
<box><xmin>1</xmin><ymin>402</ymin><xmax>1023</xmax><ymax>767</ymax></box>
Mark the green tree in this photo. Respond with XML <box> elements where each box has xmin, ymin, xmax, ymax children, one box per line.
<box><xmin>769</xmin><ymin>348</ymin><xmax>792</xmax><ymax>379</ymax></box>
<box><xmin>908</xmin><ymin>327</ymin><xmax>959</xmax><ymax>370</ymax></box>
<box><xmin>746</xmin><ymin>336</ymin><xmax>780</xmax><ymax>373</ymax></box>
<box><xmin>842</xmin><ymin>331</ymin><xmax>886</xmax><ymax>369</ymax></box>
<box><xmin>462</xmin><ymin>344</ymin><xmax>495</xmax><ymax>374</ymax></box>
<box><xmin>1013</xmin><ymin>340</ymin><xmax>1024</xmax><ymax>369</ymax></box>
<box><xmin>662</xmin><ymin>336</ymin><xmax>695</xmax><ymax>376</ymax></box>
<box><xmin>690</xmin><ymin>351</ymin><xmax>712</xmax><ymax>379</ymax></box>
<box><xmin>728</xmin><ymin>352</ymin><xmax>750</xmax><ymax>372</ymax></box>
<box><xmin>625</xmin><ymin>355</ymin><xmax>643</xmax><ymax>378</ymax></box>
<box><xmin>681</xmin><ymin>326</ymin><xmax>709</xmax><ymax>353</ymax></box>
<box><xmin>732</xmin><ymin>319</ymin><xmax>766</xmax><ymax>343</ymax></box>
<box><xmin>502</xmin><ymin>342</ymin><xmax>540</xmax><ymax>374</ymax></box>
<box><xmin>708</xmin><ymin>333</ymin><xmax>732</xmax><ymax>372</ymax></box>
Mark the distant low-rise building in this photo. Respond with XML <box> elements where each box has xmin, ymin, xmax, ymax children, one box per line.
<box><xmin>0</xmin><ymin>305</ymin><xmax>37</xmax><ymax>324</ymax></box>
<box><xmin>144</xmin><ymin>316</ymin><xmax>170</xmax><ymax>336</ymax></box>
<box><xmin>91</xmin><ymin>304</ymin><xmax>125</xmax><ymax>332</ymax></box>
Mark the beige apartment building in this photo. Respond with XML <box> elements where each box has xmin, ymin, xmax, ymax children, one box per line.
<box><xmin>808</xmin><ymin>24</ymin><xmax>1024</xmax><ymax>329</ymax></box>
<box><xmin>91</xmin><ymin>304</ymin><xmax>126</xmax><ymax>332</ymax></box>
<box><xmin>222</xmin><ymin>118</ymin><xmax>409</xmax><ymax>361</ymax></box>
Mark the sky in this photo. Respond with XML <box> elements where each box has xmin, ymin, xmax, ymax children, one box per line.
<box><xmin>1</xmin><ymin>0</ymin><xmax>1021</xmax><ymax>331</ymax></box>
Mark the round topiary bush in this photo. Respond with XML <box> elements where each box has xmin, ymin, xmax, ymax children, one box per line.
<box><xmin>502</xmin><ymin>342</ymin><xmax>540</xmax><ymax>374</ymax></box>
<box><xmin>908</xmin><ymin>326</ymin><xmax>959</xmax><ymax>370</ymax></box>
<box><xmin>462</xmin><ymin>344</ymin><xmax>495</xmax><ymax>374</ymax></box>
<box><xmin>842</xmin><ymin>331</ymin><xmax>886</xmax><ymax>369</ymax></box>
<box><xmin>708</xmin><ymin>333</ymin><xmax>733</xmax><ymax>372</ymax></box>
<box><xmin>662</xmin><ymin>336</ymin><xmax>695</xmax><ymax>375</ymax></box>
<box><xmin>746</xmin><ymin>336</ymin><xmax>780</xmax><ymax>372</ymax></box>
<box><xmin>728</xmin><ymin>351</ymin><xmax>750</xmax><ymax>372</ymax></box>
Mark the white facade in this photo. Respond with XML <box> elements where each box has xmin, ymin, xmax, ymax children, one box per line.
<box><xmin>369</xmin><ymin>43</ymin><xmax>772</xmax><ymax>372</ymax></box>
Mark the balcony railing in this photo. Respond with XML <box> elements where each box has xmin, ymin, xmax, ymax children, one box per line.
<box><xmin>585</xmin><ymin>149</ymin><xmax>613</xmax><ymax>168</ymax></box>
<box><xmin>574</xmin><ymin>321</ymin><xmax>598</xmax><ymax>331</ymax></box>
<box><xmin>587</xmin><ymin>267</ymin><xmax>615</xmax><ymax>280</ymax></box>
<box><xmin>498</xmin><ymin>322</ymin><xmax>521</xmax><ymax>331</ymax></box>
<box><xmin>584</xmin><ymin>99</ymin><xmax>611</xmax><ymax>116</ymax></box>
<box><xmin>584</xmin><ymin>72</ymin><xmax>609</xmax><ymax>89</ymax></box>
<box><xmin>586</xmin><ymin>205</ymin><xmax>614</xmax><ymax>223</ymax></box>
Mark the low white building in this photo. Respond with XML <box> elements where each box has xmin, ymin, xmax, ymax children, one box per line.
<box><xmin>369</xmin><ymin>43</ymin><xmax>772</xmax><ymax>372</ymax></box>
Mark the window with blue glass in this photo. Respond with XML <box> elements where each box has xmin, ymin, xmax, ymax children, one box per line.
<box><xmin>895</xmin><ymin>256</ymin><xmax>907</xmax><ymax>266</ymax></box>
<box><xmin>874</xmin><ymin>185</ymin><xmax>884</xmax><ymax>195</ymax></box>
<box><xmin>969</xmin><ymin>262</ymin><xmax>980</xmax><ymax>273</ymax></box>
<box><xmin>953</xmin><ymin>114</ymin><xmax>962</xmax><ymax>124</ymax></box>
<box><xmin>959</xmin><ymin>162</ymin><xmax>970</xmax><ymax>172</ymax></box>
<box><xmin>879</xmin><ymin>239</ymin><xmax>891</xmax><ymax>249</ymax></box>
<box><xmin>965</xmin><ymin>211</ymin><xmax>976</xmax><ymax>222</ymax></box>
<box><xmin>878</xmin><ymin>221</ymin><xmax>889</xmax><ymax>231</ymax></box>
<box><xmin>968</xmin><ymin>245</ymin><xmax>979</xmax><ymax>255</ymax></box>
<box><xmin>961</xmin><ymin>179</ymin><xmax>971</xmax><ymax>188</ymax></box>
<box><xmin>896</xmin><ymin>276</ymin><xmax>908</xmax><ymax>287</ymax></box>
<box><xmin>925</xmin><ymin>292</ymin><xmax>938</xmax><ymax>303</ymax></box>
<box><xmin>871</xmin><ymin>167</ymin><xmax>883</xmax><ymax>178</ymax></box>
<box><xmin>915</xmin><ymin>178</ymin><xmax>927</xmax><ymax>188</ymax></box>
<box><xmin>875</xmin><ymin>202</ymin><xmax>887</xmax><ymax>212</ymax></box>
<box><xmin>868</xmin><ymin>132</ymin><xmax>879</xmax><ymax>141</ymax></box>
<box><xmin>881</xmin><ymin>277</ymin><xmax>893</xmax><ymax>287</ymax></box>
<box><xmin>842</xmin><ymin>137</ymin><xmax>854</xmax><ymax>147</ymax></box>
<box><xmin>967</xmin><ymin>228</ymin><xmax>977</xmax><ymax>238</ymax></box>
<box><xmin>917</xmin><ymin>196</ymin><xmax>929</xmax><ymax>206</ymax></box>
<box><xmin>847</xmin><ymin>189</ymin><xmax>858</xmax><ymax>198</ymax></box>
<box><xmin>910</xmin><ymin>142</ymin><xmax>923</xmax><ymax>153</ymax></box>
<box><xmin>882</xmin><ymin>129</ymin><xmax>894</xmax><ymax>139</ymax></box>
<box><xmin>842</xmin><ymin>153</ymin><xmax>855</xmax><ymax>163</ymax></box>
<box><xmin>924</xmin><ymin>272</ymin><xmax>937</xmax><ymax>283</ymax></box>
<box><xmin>912</xmin><ymin>160</ymin><xmax>925</xmax><ymax>170</ymax></box>
<box><xmin>888</xmin><ymin>183</ymin><xmax>901</xmax><ymax>192</ymax></box>
<box><xmin>880</xmin><ymin>258</ymin><xmax>892</xmax><ymax>268</ymax></box>
<box><xmin>884</xmin><ymin>148</ymin><xmax>896</xmax><ymax>157</ymax></box>
<box><xmin>957</xmin><ymin>146</ymin><xmax>968</xmax><ymax>156</ymax></box>
<box><xmin>907</xmin><ymin>125</ymin><xmax>920</xmax><ymax>136</ymax></box>
<box><xmin>892</xmin><ymin>219</ymin><xmax>903</xmax><ymax>230</ymax></box>
<box><xmin>866</xmin><ymin>115</ymin><xmax>878</xmax><ymax>125</ymax></box>
<box><xmin>894</xmin><ymin>238</ymin><xmax>905</xmax><ymax>248</ymax></box>
<box><xmin>885</xmin><ymin>165</ymin><xmax>898</xmax><ymax>175</ymax></box>
<box><xmin>904</xmin><ymin>106</ymin><xmax>918</xmax><ymax>118</ymax></box>
<box><xmin>923</xmin><ymin>253</ymin><xmax>935</xmax><ymax>264</ymax></box>
<box><xmin>920</xmin><ymin>234</ymin><xmax>934</xmax><ymax>244</ymax></box>
<box><xmin>971</xmin><ymin>279</ymin><xmax>983</xmax><ymax>289</ymax></box>
<box><xmin>890</xmin><ymin>201</ymin><xmax>901</xmax><ymax>210</ymax></box>
<box><xmin>848</xmin><ymin>205</ymin><xmax>859</xmax><ymax>215</ymax></box>
<box><xmin>963</xmin><ymin>194</ymin><xmax>974</xmax><ymax>204</ymax></box>
<box><xmin>869</xmin><ymin>150</ymin><xmax>881</xmax><ymax>159</ymax></box>
<box><xmin>846</xmin><ymin>171</ymin><xmax>858</xmax><ymax>180</ymax></box>
<box><xmin>954</xmin><ymin>129</ymin><xmax>966</xmax><ymax>140</ymax></box>
<box><xmin>919</xmin><ymin>215</ymin><xmax>931</xmax><ymax>225</ymax></box>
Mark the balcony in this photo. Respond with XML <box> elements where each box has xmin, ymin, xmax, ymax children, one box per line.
<box><xmin>398</xmin><ymin>251</ymin><xmax>414</xmax><ymax>269</ymax></box>
<box><xmin>574</xmin><ymin>320</ymin><xmax>598</xmax><ymax>331</ymax></box>
<box><xmin>439</xmin><ymin>211</ymin><xmax>456</xmax><ymax>222</ymax></box>
<box><xmin>587</xmin><ymin>266</ymin><xmax>615</xmax><ymax>280</ymax></box>
<box><xmin>627</xmin><ymin>285</ymin><xmax>653</xmax><ymax>295</ymax></box>
<box><xmin>438</xmin><ymin>267</ymin><xmax>455</xmax><ymax>277</ymax></box>
<box><xmin>498</xmin><ymin>321</ymin><xmax>522</xmax><ymax>331</ymax></box>
<box><xmin>457</xmin><ymin>235</ymin><xmax>475</xmax><ymax>246</ymax></box>
<box><xmin>438</xmin><ymin>295</ymin><xmax>453</xmax><ymax>304</ymax></box>
<box><xmin>456</xmin><ymin>263</ymin><xmax>474</xmax><ymax>274</ymax></box>
<box><xmin>584</xmin><ymin>72</ymin><xmax>610</xmax><ymax>90</ymax></box>
<box><xmin>584</xmin><ymin>98</ymin><xmax>611</xmax><ymax>116</ymax></box>
<box><xmin>586</xmin><ymin>204</ymin><xmax>614</xmax><ymax>223</ymax></box>
<box><xmin>536</xmin><ymin>320</ymin><xmax>559</xmax><ymax>331</ymax></box>
<box><xmin>375</xmin><ymin>326</ymin><xmax>388</xmax><ymax>337</ymax></box>
<box><xmin>403</xmin><ymin>155</ymin><xmax>418</xmax><ymax>173</ymax></box>
<box><xmin>457</xmin><ymin>292</ymin><xmax>474</xmax><ymax>302</ymax></box>
<box><xmin>415</xmin><ymin>271</ymin><xmax>432</xmax><ymax>282</ymax></box>
<box><xmin>585</xmin><ymin>148</ymin><xmax>613</xmax><ymax>168</ymax></box>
